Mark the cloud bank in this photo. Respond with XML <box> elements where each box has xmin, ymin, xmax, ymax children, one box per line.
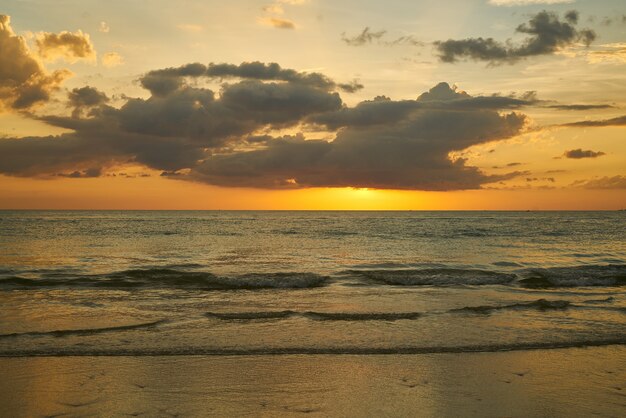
<box><xmin>0</xmin><ymin>70</ymin><xmax>529</xmax><ymax>190</ymax></box>
<box><xmin>0</xmin><ymin>65</ymin><xmax>529</xmax><ymax>190</ymax></box>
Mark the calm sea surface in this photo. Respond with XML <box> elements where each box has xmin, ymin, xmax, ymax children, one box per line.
<box><xmin>0</xmin><ymin>210</ymin><xmax>624</xmax><ymax>356</ymax></box>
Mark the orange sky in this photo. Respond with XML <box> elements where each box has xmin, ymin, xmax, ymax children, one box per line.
<box><xmin>1</xmin><ymin>1</ymin><xmax>625</xmax><ymax>209</ymax></box>
<box><xmin>1</xmin><ymin>174</ymin><xmax>623</xmax><ymax>210</ymax></box>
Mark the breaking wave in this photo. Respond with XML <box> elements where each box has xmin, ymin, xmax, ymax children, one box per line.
<box><xmin>518</xmin><ymin>265</ymin><xmax>626</xmax><ymax>288</ymax></box>
<box><xmin>0</xmin><ymin>320</ymin><xmax>166</xmax><ymax>339</ymax></box>
<box><xmin>205</xmin><ymin>311</ymin><xmax>423</xmax><ymax>321</ymax></box>
<box><xmin>0</xmin><ymin>269</ymin><xmax>329</xmax><ymax>290</ymax></box>
<box><xmin>0</xmin><ymin>264</ymin><xmax>624</xmax><ymax>290</ymax></box>
<box><xmin>346</xmin><ymin>268</ymin><xmax>517</xmax><ymax>286</ymax></box>
<box><xmin>451</xmin><ymin>299</ymin><xmax>571</xmax><ymax>314</ymax></box>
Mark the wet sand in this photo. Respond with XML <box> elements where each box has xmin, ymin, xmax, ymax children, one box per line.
<box><xmin>1</xmin><ymin>346</ymin><xmax>624</xmax><ymax>417</ymax></box>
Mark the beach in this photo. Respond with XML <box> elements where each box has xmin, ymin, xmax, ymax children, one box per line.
<box><xmin>1</xmin><ymin>347</ymin><xmax>624</xmax><ymax>417</ymax></box>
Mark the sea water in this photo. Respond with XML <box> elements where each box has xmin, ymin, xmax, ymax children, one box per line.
<box><xmin>0</xmin><ymin>210</ymin><xmax>624</xmax><ymax>356</ymax></box>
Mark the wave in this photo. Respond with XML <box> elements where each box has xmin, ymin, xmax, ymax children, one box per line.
<box><xmin>451</xmin><ymin>299</ymin><xmax>571</xmax><ymax>314</ymax></box>
<box><xmin>0</xmin><ymin>270</ymin><xmax>329</xmax><ymax>290</ymax></box>
<box><xmin>584</xmin><ymin>296</ymin><xmax>615</xmax><ymax>304</ymax></box>
<box><xmin>518</xmin><ymin>265</ymin><xmax>626</xmax><ymax>288</ymax></box>
<box><xmin>302</xmin><ymin>312</ymin><xmax>422</xmax><ymax>321</ymax></box>
<box><xmin>2</xmin><ymin>338</ymin><xmax>624</xmax><ymax>357</ymax></box>
<box><xmin>0</xmin><ymin>320</ymin><xmax>166</xmax><ymax>339</ymax></box>
<box><xmin>346</xmin><ymin>268</ymin><xmax>517</xmax><ymax>286</ymax></box>
<box><xmin>1</xmin><ymin>264</ymin><xmax>624</xmax><ymax>290</ymax></box>
<box><xmin>205</xmin><ymin>311</ymin><xmax>297</xmax><ymax>320</ymax></box>
<box><xmin>205</xmin><ymin>311</ymin><xmax>422</xmax><ymax>321</ymax></box>
<box><xmin>205</xmin><ymin>299</ymin><xmax>575</xmax><ymax>323</ymax></box>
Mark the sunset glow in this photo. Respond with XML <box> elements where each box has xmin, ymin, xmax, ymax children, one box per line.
<box><xmin>1</xmin><ymin>1</ymin><xmax>625</xmax><ymax>209</ymax></box>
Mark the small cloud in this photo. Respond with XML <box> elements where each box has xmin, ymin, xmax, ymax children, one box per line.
<box><xmin>101</xmin><ymin>52</ymin><xmax>124</xmax><ymax>68</ymax></box>
<box><xmin>341</xmin><ymin>27</ymin><xmax>422</xmax><ymax>47</ymax></box>
<box><xmin>177</xmin><ymin>24</ymin><xmax>204</xmax><ymax>32</ymax></box>
<box><xmin>563</xmin><ymin>149</ymin><xmax>606</xmax><ymax>159</ymax></box>
<box><xmin>99</xmin><ymin>21</ymin><xmax>109</xmax><ymax>33</ymax></box>
<box><xmin>259</xmin><ymin>17</ymin><xmax>295</xmax><ymax>29</ymax></box>
<box><xmin>36</xmin><ymin>30</ymin><xmax>96</xmax><ymax>63</ymax></box>
<box><xmin>342</xmin><ymin>27</ymin><xmax>387</xmax><ymax>46</ymax></box>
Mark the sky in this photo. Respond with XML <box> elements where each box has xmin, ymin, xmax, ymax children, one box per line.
<box><xmin>0</xmin><ymin>0</ymin><xmax>625</xmax><ymax>210</ymax></box>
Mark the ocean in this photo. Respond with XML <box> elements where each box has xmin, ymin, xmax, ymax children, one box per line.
<box><xmin>1</xmin><ymin>210</ymin><xmax>624</xmax><ymax>357</ymax></box>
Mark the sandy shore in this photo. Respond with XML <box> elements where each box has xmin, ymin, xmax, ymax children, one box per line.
<box><xmin>1</xmin><ymin>346</ymin><xmax>624</xmax><ymax>417</ymax></box>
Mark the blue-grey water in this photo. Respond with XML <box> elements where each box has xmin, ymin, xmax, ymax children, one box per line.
<box><xmin>0</xmin><ymin>210</ymin><xmax>624</xmax><ymax>356</ymax></box>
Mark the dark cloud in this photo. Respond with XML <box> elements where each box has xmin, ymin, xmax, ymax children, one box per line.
<box><xmin>0</xmin><ymin>15</ymin><xmax>70</xmax><ymax>110</ymax></box>
<box><xmin>546</xmin><ymin>104</ymin><xmax>615</xmax><ymax>111</ymax></box>
<box><xmin>562</xmin><ymin>115</ymin><xmax>626</xmax><ymax>127</ymax></box>
<box><xmin>0</xmin><ymin>62</ymin><xmax>344</xmax><ymax>177</ymax></box>
<box><xmin>190</xmin><ymin>82</ymin><xmax>528</xmax><ymax>190</ymax></box>
<box><xmin>35</xmin><ymin>30</ymin><xmax>95</xmax><ymax>62</ymax></box>
<box><xmin>563</xmin><ymin>149</ymin><xmax>605</xmax><ymax>159</ymax></box>
<box><xmin>140</xmin><ymin>61</ymin><xmax>362</xmax><ymax>95</ymax></box>
<box><xmin>67</xmin><ymin>86</ymin><xmax>109</xmax><ymax>117</ymax></box>
<box><xmin>0</xmin><ymin>78</ymin><xmax>529</xmax><ymax>190</ymax></box>
<box><xmin>571</xmin><ymin>176</ymin><xmax>626</xmax><ymax>189</ymax></box>
<box><xmin>435</xmin><ymin>10</ymin><xmax>596</xmax><ymax>64</ymax></box>
<box><xmin>309</xmin><ymin>82</ymin><xmax>533</xmax><ymax>130</ymax></box>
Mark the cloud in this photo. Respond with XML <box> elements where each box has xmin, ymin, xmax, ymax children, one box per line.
<box><xmin>308</xmin><ymin>83</ymin><xmax>533</xmax><ymax>130</ymax></box>
<box><xmin>258</xmin><ymin>17</ymin><xmax>296</xmax><ymax>29</ymax></box>
<box><xmin>35</xmin><ymin>30</ymin><xmax>96</xmax><ymax>63</ymax></box>
<box><xmin>140</xmin><ymin>61</ymin><xmax>363</xmax><ymax>95</ymax></box>
<box><xmin>0</xmin><ymin>15</ymin><xmax>71</xmax><ymax>111</ymax></box>
<box><xmin>67</xmin><ymin>86</ymin><xmax>109</xmax><ymax>118</ymax></box>
<box><xmin>546</xmin><ymin>104</ymin><xmax>615</xmax><ymax>110</ymax></box>
<box><xmin>571</xmin><ymin>176</ymin><xmax>626</xmax><ymax>189</ymax></box>
<box><xmin>341</xmin><ymin>27</ymin><xmax>423</xmax><ymax>47</ymax></box>
<box><xmin>0</xmin><ymin>73</ymin><xmax>528</xmax><ymax>191</ymax></box>
<box><xmin>488</xmin><ymin>0</ymin><xmax>574</xmax><ymax>5</ymax></box>
<box><xmin>101</xmin><ymin>52</ymin><xmax>124</xmax><ymax>68</ymax></box>
<box><xmin>435</xmin><ymin>10</ymin><xmax>596</xmax><ymax>64</ymax></box>
<box><xmin>562</xmin><ymin>115</ymin><xmax>626</xmax><ymax>127</ymax></box>
<box><xmin>99</xmin><ymin>21</ymin><xmax>109</xmax><ymax>33</ymax></box>
<box><xmin>191</xmin><ymin>82</ymin><xmax>528</xmax><ymax>190</ymax></box>
<box><xmin>0</xmin><ymin>62</ymin><xmax>345</xmax><ymax>177</ymax></box>
<box><xmin>563</xmin><ymin>149</ymin><xmax>605</xmax><ymax>159</ymax></box>
<box><xmin>342</xmin><ymin>27</ymin><xmax>387</xmax><ymax>46</ymax></box>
